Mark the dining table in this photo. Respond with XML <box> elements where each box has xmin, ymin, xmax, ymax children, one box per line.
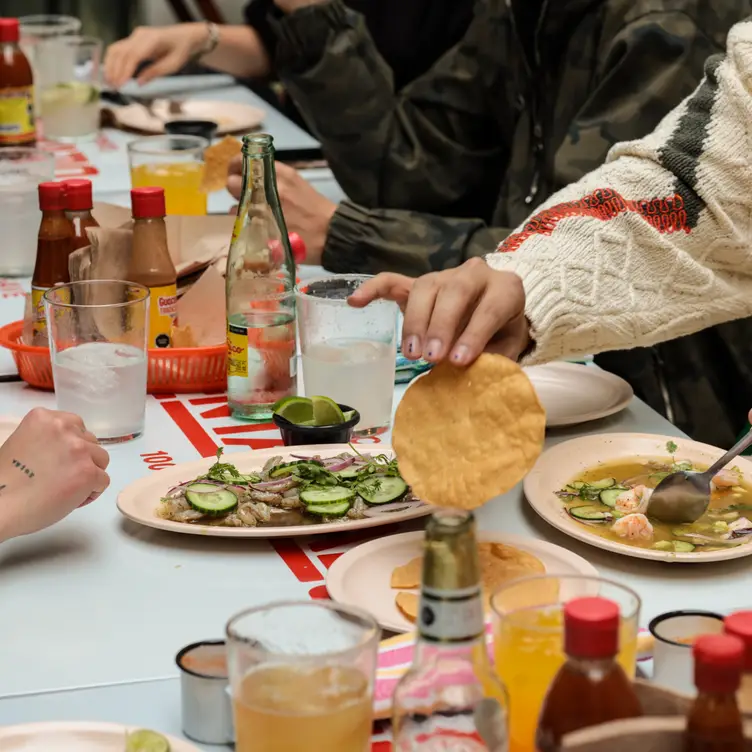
<box><xmin>0</xmin><ymin>74</ymin><xmax>746</xmax><ymax>751</ymax></box>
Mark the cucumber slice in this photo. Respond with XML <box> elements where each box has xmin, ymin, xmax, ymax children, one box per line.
<box><xmin>357</xmin><ymin>476</ymin><xmax>408</xmax><ymax>505</ymax></box>
<box><xmin>673</xmin><ymin>460</ymin><xmax>693</xmax><ymax>471</ymax></box>
<box><xmin>672</xmin><ymin>541</ymin><xmax>696</xmax><ymax>553</ymax></box>
<box><xmin>269</xmin><ymin>460</ymin><xmax>323</xmax><ymax>478</ymax></box>
<box><xmin>567</xmin><ymin>481</ymin><xmax>585</xmax><ymax>491</ymax></box>
<box><xmin>599</xmin><ymin>487</ymin><xmax>628</xmax><ymax>508</ymax></box>
<box><xmin>185</xmin><ymin>484</ymin><xmax>238</xmax><ymax>516</ymax></box>
<box><xmin>300</xmin><ymin>486</ymin><xmax>355</xmax><ymax>505</ymax></box>
<box><xmin>588</xmin><ymin>477</ymin><xmax>616</xmax><ymax>490</ymax></box>
<box><xmin>305</xmin><ymin>500</ymin><xmax>352</xmax><ymax>517</ymax></box>
<box><xmin>335</xmin><ymin>467</ymin><xmax>361</xmax><ymax>480</ymax></box>
<box><xmin>568</xmin><ymin>505</ymin><xmax>613</xmax><ymax>522</ymax></box>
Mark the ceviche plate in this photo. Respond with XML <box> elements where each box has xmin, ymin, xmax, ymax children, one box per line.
<box><xmin>524</xmin><ymin>433</ymin><xmax>752</xmax><ymax>563</ymax></box>
<box><xmin>117</xmin><ymin>444</ymin><xmax>432</xmax><ymax>538</ymax></box>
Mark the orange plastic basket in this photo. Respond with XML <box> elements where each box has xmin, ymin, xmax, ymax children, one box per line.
<box><xmin>0</xmin><ymin>320</ymin><xmax>226</xmax><ymax>394</ymax></box>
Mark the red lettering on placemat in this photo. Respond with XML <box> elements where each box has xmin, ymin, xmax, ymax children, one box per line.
<box><xmin>372</xmin><ymin>741</ymin><xmax>391</xmax><ymax>752</ymax></box>
<box><xmin>140</xmin><ymin>450</ymin><xmax>176</xmax><ymax>470</ymax></box>
<box><xmin>0</xmin><ymin>280</ymin><xmax>25</xmax><ymax>299</ymax></box>
<box><xmin>189</xmin><ymin>396</ymin><xmax>227</xmax><ymax>406</ymax></box>
<box><xmin>270</xmin><ymin>540</ymin><xmax>322</xmax><ymax>582</ymax></box>
<box><xmin>159</xmin><ymin>399</ymin><xmax>219</xmax><ymax>458</ymax></box>
<box><xmin>308</xmin><ymin>584</ymin><xmax>329</xmax><ymax>600</ymax></box>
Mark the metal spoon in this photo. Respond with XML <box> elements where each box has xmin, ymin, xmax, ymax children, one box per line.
<box><xmin>646</xmin><ymin>428</ymin><xmax>752</xmax><ymax>524</ymax></box>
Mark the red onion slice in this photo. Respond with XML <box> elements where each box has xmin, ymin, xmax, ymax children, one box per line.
<box><xmin>252</xmin><ymin>478</ymin><xmax>298</xmax><ymax>492</ymax></box>
<box><xmin>326</xmin><ymin>457</ymin><xmax>355</xmax><ymax>472</ymax></box>
<box><xmin>362</xmin><ymin>501</ymin><xmax>421</xmax><ymax>516</ymax></box>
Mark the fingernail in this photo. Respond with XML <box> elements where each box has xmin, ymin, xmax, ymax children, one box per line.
<box><xmin>404</xmin><ymin>336</ymin><xmax>420</xmax><ymax>356</ymax></box>
<box><xmin>425</xmin><ymin>339</ymin><xmax>442</xmax><ymax>360</ymax></box>
<box><xmin>451</xmin><ymin>345</ymin><xmax>470</xmax><ymax>364</ymax></box>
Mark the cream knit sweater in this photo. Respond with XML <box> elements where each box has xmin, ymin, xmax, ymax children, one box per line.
<box><xmin>487</xmin><ymin>19</ymin><xmax>752</xmax><ymax>366</ymax></box>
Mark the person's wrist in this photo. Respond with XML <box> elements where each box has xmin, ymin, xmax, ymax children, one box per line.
<box><xmin>187</xmin><ymin>22</ymin><xmax>215</xmax><ymax>58</ymax></box>
<box><xmin>312</xmin><ymin>203</ymin><xmax>337</xmax><ymax>260</ymax></box>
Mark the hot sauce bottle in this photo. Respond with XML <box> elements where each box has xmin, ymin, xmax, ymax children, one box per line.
<box><xmin>536</xmin><ymin>597</ymin><xmax>642</xmax><ymax>751</ymax></box>
<box><xmin>64</xmin><ymin>179</ymin><xmax>99</xmax><ymax>250</ymax></box>
<box><xmin>0</xmin><ymin>18</ymin><xmax>34</xmax><ymax>147</ymax></box>
<box><xmin>31</xmin><ymin>181</ymin><xmax>74</xmax><ymax>344</ymax></box>
<box><xmin>686</xmin><ymin>634</ymin><xmax>745</xmax><ymax>752</ymax></box>
<box><xmin>128</xmin><ymin>187</ymin><xmax>177</xmax><ymax>348</ymax></box>
<box><xmin>724</xmin><ymin>610</ymin><xmax>752</xmax><ymax>714</ymax></box>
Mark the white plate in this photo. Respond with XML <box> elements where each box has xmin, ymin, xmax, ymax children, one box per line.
<box><xmin>525</xmin><ymin>432</ymin><xmax>752</xmax><ymax>563</ymax></box>
<box><xmin>524</xmin><ymin>363</ymin><xmax>633</xmax><ymax>427</ymax></box>
<box><xmin>117</xmin><ymin>444</ymin><xmax>431</xmax><ymax>539</ymax></box>
<box><xmin>326</xmin><ymin>531</ymin><xmax>598</xmax><ymax>633</ymax></box>
<box><xmin>0</xmin><ymin>721</ymin><xmax>199</xmax><ymax>751</ymax></box>
<box><xmin>114</xmin><ymin>99</ymin><xmax>265</xmax><ymax>135</ymax></box>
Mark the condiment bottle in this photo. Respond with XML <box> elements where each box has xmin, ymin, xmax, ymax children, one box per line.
<box><xmin>686</xmin><ymin>634</ymin><xmax>745</xmax><ymax>752</ymax></box>
<box><xmin>31</xmin><ymin>181</ymin><xmax>74</xmax><ymax>345</ymax></box>
<box><xmin>225</xmin><ymin>133</ymin><xmax>297</xmax><ymax>420</ymax></box>
<box><xmin>0</xmin><ymin>18</ymin><xmax>34</xmax><ymax>147</ymax></box>
<box><xmin>392</xmin><ymin>510</ymin><xmax>509</xmax><ymax>751</ymax></box>
<box><xmin>129</xmin><ymin>187</ymin><xmax>177</xmax><ymax>348</ymax></box>
<box><xmin>725</xmin><ymin>611</ymin><xmax>752</xmax><ymax>713</ymax></box>
<box><xmin>536</xmin><ymin>597</ymin><xmax>642</xmax><ymax>751</ymax></box>
<box><xmin>64</xmin><ymin>179</ymin><xmax>99</xmax><ymax>251</ymax></box>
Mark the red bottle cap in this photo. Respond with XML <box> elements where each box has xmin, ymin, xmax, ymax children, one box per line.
<box><xmin>725</xmin><ymin>612</ymin><xmax>752</xmax><ymax>672</ymax></box>
<box><xmin>131</xmin><ymin>187</ymin><xmax>166</xmax><ymax>219</ymax></box>
<box><xmin>0</xmin><ymin>19</ymin><xmax>20</xmax><ymax>44</ymax></box>
<box><xmin>564</xmin><ymin>597</ymin><xmax>620</xmax><ymax>659</ymax></box>
<box><xmin>288</xmin><ymin>232</ymin><xmax>306</xmax><ymax>264</ymax></box>
<box><xmin>38</xmin><ymin>182</ymin><xmax>66</xmax><ymax>212</ymax></box>
<box><xmin>64</xmin><ymin>179</ymin><xmax>94</xmax><ymax>212</ymax></box>
<box><xmin>694</xmin><ymin>634</ymin><xmax>744</xmax><ymax>694</ymax></box>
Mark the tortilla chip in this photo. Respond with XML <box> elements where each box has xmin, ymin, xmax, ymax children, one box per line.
<box><xmin>391</xmin><ymin>556</ymin><xmax>422</xmax><ymax>589</ymax></box>
<box><xmin>171</xmin><ymin>323</ymin><xmax>199</xmax><ymax>348</ymax></box>
<box><xmin>201</xmin><ymin>136</ymin><xmax>242</xmax><ymax>193</ymax></box>
<box><xmin>392</xmin><ymin>354</ymin><xmax>546</xmax><ymax>510</ymax></box>
<box><xmin>478</xmin><ymin>542</ymin><xmax>546</xmax><ymax>596</ymax></box>
<box><xmin>395</xmin><ymin>591</ymin><xmax>419</xmax><ymax>623</ymax></box>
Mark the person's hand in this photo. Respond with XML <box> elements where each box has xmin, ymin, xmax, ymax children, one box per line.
<box><xmin>274</xmin><ymin>0</ymin><xmax>330</xmax><ymax>13</ymax></box>
<box><xmin>349</xmin><ymin>258</ymin><xmax>530</xmax><ymax>366</ymax></box>
<box><xmin>0</xmin><ymin>409</ymin><xmax>110</xmax><ymax>542</ymax></box>
<box><xmin>104</xmin><ymin>24</ymin><xmax>207</xmax><ymax>89</ymax></box>
<box><xmin>227</xmin><ymin>153</ymin><xmax>243</xmax><ymax>201</ymax></box>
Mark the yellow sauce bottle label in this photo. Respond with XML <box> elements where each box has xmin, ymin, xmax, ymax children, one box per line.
<box><xmin>0</xmin><ymin>86</ymin><xmax>35</xmax><ymax>145</ymax></box>
<box><xmin>147</xmin><ymin>284</ymin><xmax>177</xmax><ymax>348</ymax></box>
<box><xmin>31</xmin><ymin>285</ymin><xmax>70</xmax><ymax>340</ymax></box>
<box><xmin>227</xmin><ymin>321</ymin><xmax>248</xmax><ymax>377</ymax></box>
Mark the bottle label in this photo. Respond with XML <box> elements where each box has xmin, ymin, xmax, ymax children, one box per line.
<box><xmin>418</xmin><ymin>585</ymin><xmax>485</xmax><ymax>643</ymax></box>
<box><xmin>227</xmin><ymin>322</ymin><xmax>248</xmax><ymax>377</ymax></box>
<box><xmin>146</xmin><ymin>284</ymin><xmax>177</xmax><ymax>348</ymax></box>
<box><xmin>31</xmin><ymin>285</ymin><xmax>70</xmax><ymax>340</ymax></box>
<box><xmin>0</xmin><ymin>86</ymin><xmax>35</xmax><ymax>145</ymax></box>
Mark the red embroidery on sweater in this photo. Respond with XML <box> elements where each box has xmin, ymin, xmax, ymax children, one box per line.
<box><xmin>497</xmin><ymin>188</ymin><xmax>690</xmax><ymax>253</ymax></box>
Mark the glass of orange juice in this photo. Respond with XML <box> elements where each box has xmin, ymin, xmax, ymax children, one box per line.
<box><xmin>128</xmin><ymin>135</ymin><xmax>208</xmax><ymax>215</ymax></box>
<box><xmin>491</xmin><ymin>575</ymin><xmax>640</xmax><ymax>752</ymax></box>
<box><xmin>226</xmin><ymin>600</ymin><xmax>380</xmax><ymax>752</ymax></box>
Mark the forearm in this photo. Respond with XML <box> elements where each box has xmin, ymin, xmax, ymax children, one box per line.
<box><xmin>323</xmin><ymin>201</ymin><xmax>511</xmax><ymax>276</ymax></box>
<box><xmin>200</xmin><ymin>24</ymin><xmax>271</xmax><ymax>79</ymax></box>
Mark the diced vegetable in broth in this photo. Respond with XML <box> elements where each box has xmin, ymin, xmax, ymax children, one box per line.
<box><xmin>557</xmin><ymin>456</ymin><xmax>752</xmax><ymax>553</ymax></box>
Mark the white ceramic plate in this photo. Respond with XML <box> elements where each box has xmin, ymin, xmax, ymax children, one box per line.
<box><xmin>524</xmin><ymin>363</ymin><xmax>633</xmax><ymax>427</ymax></box>
<box><xmin>525</xmin><ymin>432</ymin><xmax>752</xmax><ymax>563</ymax></box>
<box><xmin>0</xmin><ymin>721</ymin><xmax>199</xmax><ymax>751</ymax></box>
<box><xmin>326</xmin><ymin>530</ymin><xmax>598</xmax><ymax>633</ymax></box>
<box><xmin>114</xmin><ymin>99</ymin><xmax>265</xmax><ymax>135</ymax></box>
<box><xmin>117</xmin><ymin>444</ymin><xmax>431</xmax><ymax>539</ymax></box>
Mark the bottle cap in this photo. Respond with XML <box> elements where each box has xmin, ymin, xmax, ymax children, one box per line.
<box><xmin>64</xmin><ymin>179</ymin><xmax>94</xmax><ymax>212</ymax></box>
<box><xmin>131</xmin><ymin>187</ymin><xmax>166</xmax><ymax>219</ymax></box>
<box><xmin>725</xmin><ymin>612</ymin><xmax>752</xmax><ymax>672</ymax></box>
<box><xmin>288</xmin><ymin>232</ymin><xmax>306</xmax><ymax>264</ymax></box>
<box><xmin>694</xmin><ymin>634</ymin><xmax>744</xmax><ymax>694</ymax></box>
<box><xmin>564</xmin><ymin>597</ymin><xmax>620</xmax><ymax>659</ymax></box>
<box><xmin>38</xmin><ymin>182</ymin><xmax>66</xmax><ymax>212</ymax></box>
<box><xmin>0</xmin><ymin>19</ymin><xmax>20</xmax><ymax>44</ymax></box>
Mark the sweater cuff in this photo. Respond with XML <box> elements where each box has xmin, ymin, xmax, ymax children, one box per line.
<box><xmin>274</xmin><ymin>0</ymin><xmax>350</xmax><ymax>69</ymax></box>
<box><xmin>322</xmin><ymin>200</ymin><xmax>371</xmax><ymax>274</ymax></box>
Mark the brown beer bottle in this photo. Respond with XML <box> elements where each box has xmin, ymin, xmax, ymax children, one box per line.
<box><xmin>686</xmin><ymin>634</ymin><xmax>745</xmax><ymax>752</ymax></box>
<box><xmin>128</xmin><ymin>187</ymin><xmax>177</xmax><ymax>348</ymax></box>
<box><xmin>0</xmin><ymin>18</ymin><xmax>34</xmax><ymax>147</ymax></box>
<box><xmin>64</xmin><ymin>179</ymin><xmax>99</xmax><ymax>251</ymax></box>
<box><xmin>31</xmin><ymin>181</ymin><xmax>74</xmax><ymax>344</ymax></box>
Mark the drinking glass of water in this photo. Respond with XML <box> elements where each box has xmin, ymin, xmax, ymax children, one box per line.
<box><xmin>44</xmin><ymin>280</ymin><xmax>149</xmax><ymax>443</ymax></box>
<box><xmin>297</xmin><ymin>275</ymin><xmax>398</xmax><ymax>435</ymax></box>
<box><xmin>226</xmin><ymin>601</ymin><xmax>379</xmax><ymax>752</ymax></box>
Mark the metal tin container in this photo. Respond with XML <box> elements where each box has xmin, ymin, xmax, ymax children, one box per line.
<box><xmin>176</xmin><ymin>639</ymin><xmax>234</xmax><ymax>745</ymax></box>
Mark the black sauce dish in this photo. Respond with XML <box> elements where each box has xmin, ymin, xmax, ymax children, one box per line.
<box><xmin>273</xmin><ymin>403</ymin><xmax>360</xmax><ymax>446</ymax></box>
<box><xmin>164</xmin><ymin>119</ymin><xmax>219</xmax><ymax>141</ymax></box>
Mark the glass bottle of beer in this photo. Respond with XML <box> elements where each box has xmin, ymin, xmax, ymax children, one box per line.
<box><xmin>392</xmin><ymin>510</ymin><xmax>509</xmax><ymax>751</ymax></box>
<box><xmin>225</xmin><ymin>133</ymin><xmax>296</xmax><ymax>421</ymax></box>
<box><xmin>686</xmin><ymin>634</ymin><xmax>745</xmax><ymax>752</ymax></box>
<box><xmin>64</xmin><ymin>179</ymin><xmax>99</xmax><ymax>251</ymax></box>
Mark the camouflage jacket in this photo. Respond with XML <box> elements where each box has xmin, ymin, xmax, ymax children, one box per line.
<box><xmin>273</xmin><ymin>0</ymin><xmax>751</xmax><ymax>276</ymax></box>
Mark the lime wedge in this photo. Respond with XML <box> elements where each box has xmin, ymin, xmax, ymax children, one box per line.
<box><xmin>343</xmin><ymin>410</ymin><xmax>355</xmax><ymax>422</ymax></box>
<box><xmin>273</xmin><ymin>396</ymin><xmax>313</xmax><ymax>424</ymax></box>
<box><xmin>311</xmin><ymin>396</ymin><xmax>345</xmax><ymax>426</ymax></box>
<box><xmin>126</xmin><ymin>730</ymin><xmax>170</xmax><ymax>752</ymax></box>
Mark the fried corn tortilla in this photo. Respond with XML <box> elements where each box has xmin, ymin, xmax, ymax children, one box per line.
<box><xmin>393</xmin><ymin>542</ymin><xmax>548</xmax><ymax>622</ymax></box>
<box><xmin>201</xmin><ymin>135</ymin><xmax>242</xmax><ymax>193</ymax></box>
<box><xmin>393</xmin><ymin>354</ymin><xmax>545</xmax><ymax>510</ymax></box>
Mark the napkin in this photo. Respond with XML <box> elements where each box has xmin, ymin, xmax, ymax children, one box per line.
<box><xmin>396</xmin><ymin>350</ymin><xmax>432</xmax><ymax>384</ymax></box>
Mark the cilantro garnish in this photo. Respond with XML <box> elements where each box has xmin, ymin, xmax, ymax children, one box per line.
<box><xmin>666</xmin><ymin>440</ymin><xmax>678</xmax><ymax>455</ymax></box>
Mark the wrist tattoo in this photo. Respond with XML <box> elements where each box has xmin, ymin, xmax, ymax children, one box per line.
<box><xmin>12</xmin><ymin>459</ymin><xmax>34</xmax><ymax>479</ymax></box>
